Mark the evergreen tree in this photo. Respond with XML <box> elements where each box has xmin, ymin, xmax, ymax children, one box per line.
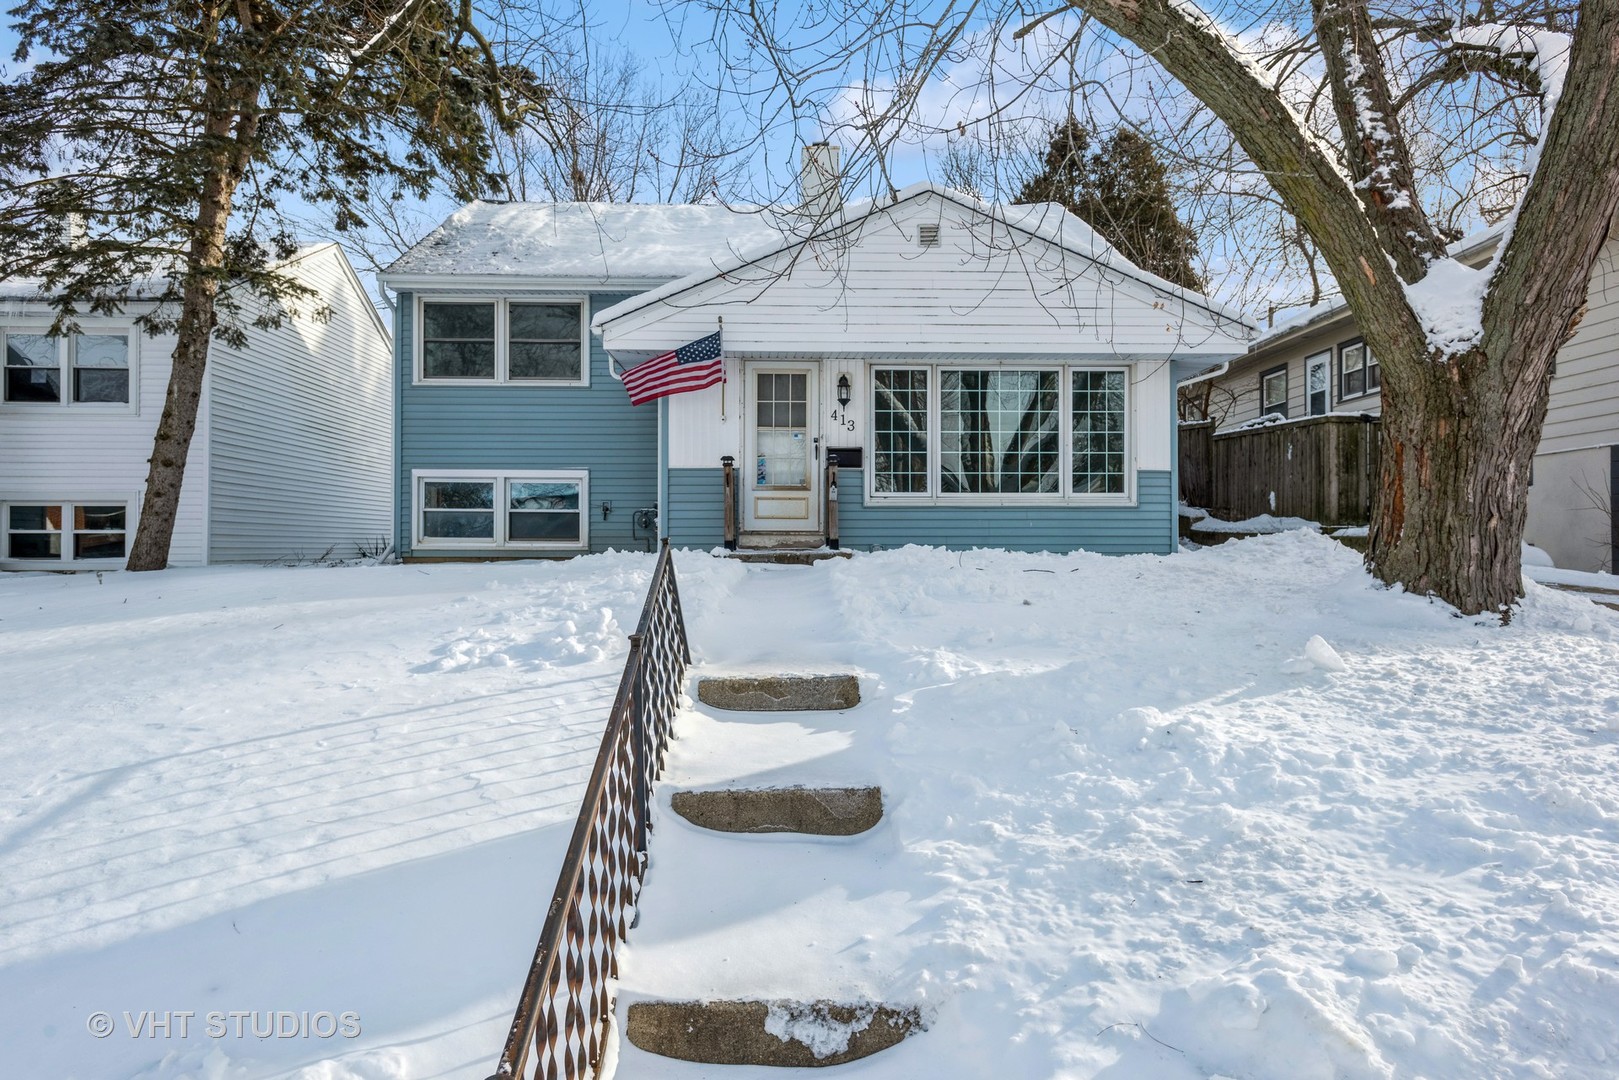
<box><xmin>1016</xmin><ymin>118</ymin><xmax>1204</xmax><ymax>291</ymax></box>
<box><xmin>0</xmin><ymin>1</ymin><xmax>549</xmax><ymax>569</ymax></box>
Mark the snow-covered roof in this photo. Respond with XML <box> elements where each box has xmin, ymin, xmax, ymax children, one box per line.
<box><xmin>592</xmin><ymin>181</ymin><xmax>1253</xmax><ymax>333</ymax></box>
<box><xmin>379</xmin><ymin>201</ymin><xmax>792</xmax><ymax>285</ymax></box>
<box><xmin>1242</xmin><ymin>225</ymin><xmax>1506</xmax><ymax>356</ymax></box>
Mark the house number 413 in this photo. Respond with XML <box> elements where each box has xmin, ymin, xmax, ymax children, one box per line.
<box><xmin>829</xmin><ymin>408</ymin><xmax>856</xmax><ymax>431</ymax></box>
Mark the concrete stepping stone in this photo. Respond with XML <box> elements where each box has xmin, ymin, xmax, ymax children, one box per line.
<box><xmin>625</xmin><ymin>999</ymin><xmax>921</xmax><ymax>1067</ymax></box>
<box><xmin>671</xmin><ymin>786</ymin><xmax>882</xmax><ymax>836</ymax></box>
<box><xmin>697</xmin><ymin>674</ymin><xmax>860</xmax><ymax>712</ymax></box>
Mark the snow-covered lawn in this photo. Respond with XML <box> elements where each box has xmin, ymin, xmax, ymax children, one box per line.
<box><xmin>4</xmin><ymin>534</ymin><xmax>1618</xmax><ymax>1079</ymax></box>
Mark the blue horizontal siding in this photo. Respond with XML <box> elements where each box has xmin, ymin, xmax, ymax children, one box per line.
<box><xmin>396</xmin><ymin>291</ymin><xmax>660</xmax><ymax>557</ymax></box>
<box><xmin>835</xmin><ymin>470</ymin><xmax>1175</xmax><ymax>554</ymax></box>
<box><xmin>664</xmin><ymin>467</ymin><xmax>1175</xmax><ymax>554</ymax></box>
<box><xmin>667</xmin><ymin>468</ymin><xmax>731</xmax><ymax>549</ymax></box>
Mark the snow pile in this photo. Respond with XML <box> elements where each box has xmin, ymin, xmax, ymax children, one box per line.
<box><xmin>5</xmin><ymin>535</ymin><xmax>1618</xmax><ymax>1079</ymax></box>
<box><xmin>763</xmin><ymin>1001</ymin><xmax>875</xmax><ymax>1058</ymax></box>
<box><xmin>1403</xmin><ymin>256</ymin><xmax>1490</xmax><ymax>354</ymax></box>
<box><xmin>616</xmin><ymin>533</ymin><xmax>1619</xmax><ymax>1079</ymax></box>
<box><xmin>1190</xmin><ymin>511</ymin><xmax>1321</xmax><ymax>534</ymax></box>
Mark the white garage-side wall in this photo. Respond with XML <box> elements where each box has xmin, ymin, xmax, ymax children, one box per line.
<box><xmin>207</xmin><ymin>244</ymin><xmax>394</xmax><ymax>563</ymax></box>
<box><xmin>0</xmin><ymin>311</ymin><xmax>209</xmax><ymax>570</ymax></box>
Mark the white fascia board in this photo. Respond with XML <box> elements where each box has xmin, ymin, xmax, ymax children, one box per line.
<box><xmin>377</xmin><ymin>272</ymin><xmax>677</xmax><ymax>293</ymax></box>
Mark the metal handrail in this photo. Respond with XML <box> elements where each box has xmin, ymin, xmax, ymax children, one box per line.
<box><xmin>488</xmin><ymin>539</ymin><xmax>692</xmax><ymax>1080</ymax></box>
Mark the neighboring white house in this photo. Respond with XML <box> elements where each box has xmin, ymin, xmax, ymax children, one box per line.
<box><xmin>1185</xmin><ymin>223</ymin><xmax>1619</xmax><ymax>573</ymax></box>
<box><xmin>1</xmin><ymin>243</ymin><xmax>393</xmax><ymax>570</ymax></box>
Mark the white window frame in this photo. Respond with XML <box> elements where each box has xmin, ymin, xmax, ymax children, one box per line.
<box><xmin>1338</xmin><ymin>338</ymin><xmax>1379</xmax><ymax>401</ymax></box>
<box><xmin>864</xmin><ymin>362</ymin><xmax>1136</xmax><ymax>508</ymax></box>
<box><xmin>412</xmin><ymin>469</ymin><xmax>590</xmax><ymax>550</ymax></box>
<box><xmin>1</xmin><ymin>499</ymin><xmax>132</xmax><ymax>565</ymax></box>
<box><xmin>413</xmin><ymin>296</ymin><xmax>590</xmax><ymax>387</ymax></box>
<box><xmin>1</xmin><ymin>326</ymin><xmax>138</xmax><ymax>413</ymax></box>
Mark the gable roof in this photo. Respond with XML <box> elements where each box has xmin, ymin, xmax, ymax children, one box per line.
<box><xmin>592</xmin><ymin>181</ymin><xmax>1251</xmax><ymax>334</ymax></box>
<box><xmin>378</xmin><ymin>200</ymin><xmax>792</xmax><ymax>287</ymax></box>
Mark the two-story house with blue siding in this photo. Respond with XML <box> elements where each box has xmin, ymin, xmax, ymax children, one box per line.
<box><xmin>381</xmin><ymin>151</ymin><xmax>1251</xmax><ymax>559</ymax></box>
<box><xmin>378</xmin><ymin>202</ymin><xmax>787</xmax><ymax>558</ymax></box>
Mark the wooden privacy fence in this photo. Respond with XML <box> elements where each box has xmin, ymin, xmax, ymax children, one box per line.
<box><xmin>488</xmin><ymin>539</ymin><xmax>691</xmax><ymax>1080</ymax></box>
<box><xmin>1180</xmin><ymin>415</ymin><xmax>1381</xmax><ymax>526</ymax></box>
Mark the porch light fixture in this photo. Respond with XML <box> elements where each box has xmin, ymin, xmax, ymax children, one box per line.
<box><xmin>836</xmin><ymin>373</ymin><xmax>852</xmax><ymax>408</ymax></box>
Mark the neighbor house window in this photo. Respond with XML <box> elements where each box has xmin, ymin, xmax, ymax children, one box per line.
<box><xmin>3</xmin><ymin>331</ymin><xmax>131</xmax><ymax>405</ymax></box>
<box><xmin>418</xmin><ymin>299</ymin><xmax>587</xmax><ymax>385</ymax></box>
<box><xmin>72</xmin><ymin>335</ymin><xmax>130</xmax><ymax>402</ymax></box>
<box><xmin>870</xmin><ymin>365</ymin><xmax>1129</xmax><ymax>502</ymax></box>
<box><xmin>1260</xmin><ymin>364</ymin><xmax>1288</xmax><ymax>418</ymax></box>
<box><xmin>1340</xmin><ymin>340</ymin><xmax>1379</xmax><ymax>399</ymax></box>
<box><xmin>415</xmin><ymin>471</ymin><xmax>587</xmax><ymax>548</ymax></box>
<box><xmin>4</xmin><ymin>503</ymin><xmax>127</xmax><ymax>561</ymax></box>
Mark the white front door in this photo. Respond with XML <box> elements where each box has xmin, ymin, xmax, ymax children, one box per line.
<box><xmin>1306</xmin><ymin>353</ymin><xmax>1330</xmax><ymax>416</ymax></box>
<box><xmin>743</xmin><ymin>363</ymin><xmax>821</xmax><ymax>532</ymax></box>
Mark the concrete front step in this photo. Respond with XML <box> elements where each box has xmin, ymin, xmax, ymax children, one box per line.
<box><xmin>625</xmin><ymin>1000</ymin><xmax>921</xmax><ymax>1067</ymax></box>
<box><xmin>698</xmin><ymin>674</ymin><xmax>861</xmax><ymax>712</ymax></box>
<box><xmin>671</xmin><ymin>786</ymin><xmax>882</xmax><ymax>836</ymax></box>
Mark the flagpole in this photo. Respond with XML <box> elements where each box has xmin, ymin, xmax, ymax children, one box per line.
<box><xmin>718</xmin><ymin>316</ymin><xmax>726</xmax><ymax>421</ymax></box>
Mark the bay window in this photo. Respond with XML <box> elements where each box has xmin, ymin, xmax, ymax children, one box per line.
<box><xmin>870</xmin><ymin>365</ymin><xmax>1131</xmax><ymax>502</ymax></box>
<box><xmin>417</xmin><ymin>298</ymin><xmax>586</xmax><ymax>384</ymax></box>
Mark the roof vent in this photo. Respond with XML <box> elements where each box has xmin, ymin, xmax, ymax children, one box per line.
<box><xmin>918</xmin><ymin>223</ymin><xmax>940</xmax><ymax>247</ymax></box>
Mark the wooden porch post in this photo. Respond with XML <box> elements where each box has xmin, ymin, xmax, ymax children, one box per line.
<box><xmin>721</xmin><ymin>456</ymin><xmax>737</xmax><ymax>550</ymax></box>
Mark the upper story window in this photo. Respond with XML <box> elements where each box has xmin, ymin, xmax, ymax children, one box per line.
<box><xmin>3</xmin><ymin>330</ymin><xmax>130</xmax><ymax>405</ymax></box>
<box><xmin>417</xmin><ymin>298</ymin><xmax>587</xmax><ymax>385</ymax></box>
<box><xmin>1340</xmin><ymin>339</ymin><xmax>1379</xmax><ymax>399</ymax></box>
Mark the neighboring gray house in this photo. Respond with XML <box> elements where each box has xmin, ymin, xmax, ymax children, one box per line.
<box><xmin>378</xmin><ymin>162</ymin><xmax>1252</xmax><ymax>560</ymax></box>
<box><xmin>1185</xmin><ymin>224</ymin><xmax>1619</xmax><ymax>573</ymax></box>
<box><xmin>1</xmin><ymin>243</ymin><xmax>394</xmax><ymax>569</ymax></box>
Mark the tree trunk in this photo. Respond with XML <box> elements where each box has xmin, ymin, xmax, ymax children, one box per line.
<box><xmin>125</xmin><ymin>72</ymin><xmax>261</xmax><ymax>571</ymax></box>
<box><xmin>1368</xmin><ymin>348</ymin><xmax>1546</xmax><ymax>616</ymax></box>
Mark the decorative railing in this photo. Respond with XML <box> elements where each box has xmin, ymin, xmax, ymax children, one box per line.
<box><xmin>488</xmin><ymin>539</ymin><xmax>692</xmax><ymax>1080</ymax></box>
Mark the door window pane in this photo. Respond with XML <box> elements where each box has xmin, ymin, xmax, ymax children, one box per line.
<box><xmin>5</xmin><ymin>334</ymin><xmax>60</xmax><ymax>402</ymax></box>
<box><xmin>73</xmin><ymin>334</ymin><xmax>129</xmax><ymax>403</ymax></box>
<box><xmin>422</xmin><ymin>303</ymin><xmax>496</xmax><ymax>379</ymax></box>
<box><xmin>940</xmin><ymin>370</ymin><xmax>1059</xmax><ymax>494</ymax></box>
<box><xmin>1071</xmin><ymin>371</ymin><xmax>1126</xmax><ymax>494</ymax></box>
<box><xmin>873</xmin><ymin>369</ymin><xmax>929</xmax><ymax>494</ymax></box>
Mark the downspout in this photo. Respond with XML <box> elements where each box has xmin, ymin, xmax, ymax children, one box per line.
<box><xmin>659</xmin><ymin>397</ymin><xmax>669</xmax><ymax>544</ymax></box>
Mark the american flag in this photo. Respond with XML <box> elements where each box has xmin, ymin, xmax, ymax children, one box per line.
<box><xmin>620</xmin><ymin>330</ymin><xmax>724</xmax><ymax>406</ymax></box>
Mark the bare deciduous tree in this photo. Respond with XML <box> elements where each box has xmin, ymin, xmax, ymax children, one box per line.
<box><xmin>686</xmin><ymin>0</ymin><xmax>1619</xmax><ymax>616</ymax></box>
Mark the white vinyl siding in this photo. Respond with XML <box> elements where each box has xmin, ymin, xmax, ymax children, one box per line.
<box><xmin>598</xmin><ymin>193</ymin><xmax>1247</xmax><ymax>362</ymax></box>
<box><xmin>206</xmin><ymin>244</ymin><xmax>394</xmax><ymax>563</ymax></box>
<box><xmin>0</xmin><ymin>321</ymin><xmax>209</xmax><ymax>569</ymax></box>
<box><xmin>1541</xmin><ymin>237</ymin><xmax>1619</xmax><ymax>455</ymax></box>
